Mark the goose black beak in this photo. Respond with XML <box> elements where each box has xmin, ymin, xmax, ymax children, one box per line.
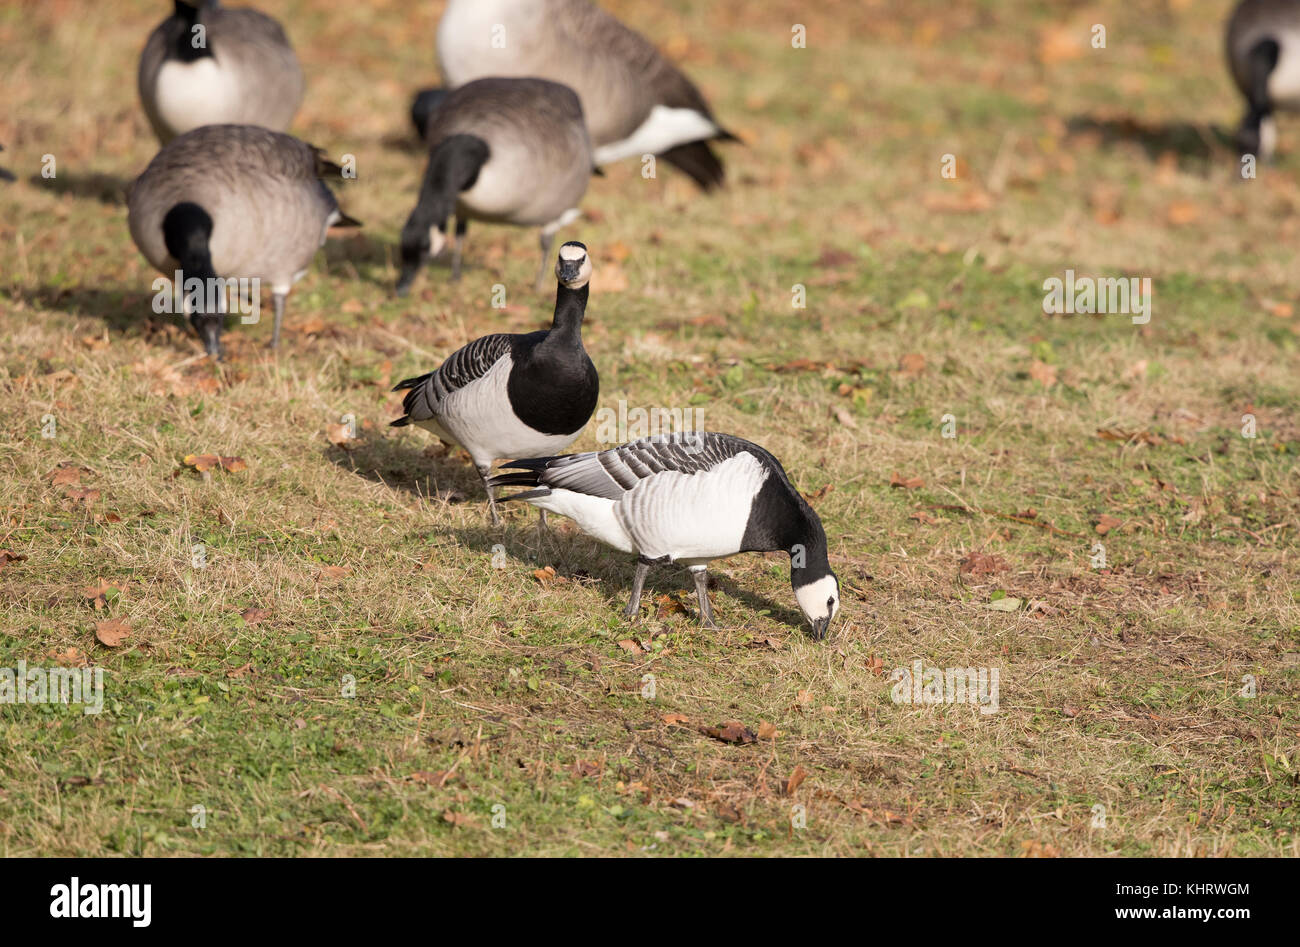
<box><xmin>395</xmin><ymin>269</ymin><xmax>416</xmax><ymax>297</ymax></box>
<box><xmin>809</xmin><ymin>616</ymin><xmax>831</xmax><ymax>641</ymax></box>
<box><xmin>556</xmin><ymin>258</ymin><xmax>584</xmax><ymax>284</ymax></box>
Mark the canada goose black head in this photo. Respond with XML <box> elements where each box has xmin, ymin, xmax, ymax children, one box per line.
<box><xmin>395</xmin><ymin>133</ymin><xmax>489</xmax><ymax>296</ymax></box>
<box><xmin>555</xmin><ymin>241</ymin><xmax>592</xmax><ymax>289</ymax></box>
<box><xmin>162</xmin><ymin>201</ymin><xmax>223</xmax><ymax>358</ymax></box>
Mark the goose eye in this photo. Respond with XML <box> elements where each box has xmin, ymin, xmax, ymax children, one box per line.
<box><xmin>827</xmin><ymin>596</ymin><xmax>835</xmax><ymax>610</ymax></box>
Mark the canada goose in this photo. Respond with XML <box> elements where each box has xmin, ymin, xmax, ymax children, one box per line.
<box><xmin>436</xmin><ymin>0</ymin><xmax>737</xmax><ymax>191</ymax></box>
<box><xmin>396</xmin><ymin>77</ymin><xmax>593</xmax><ymax>295</ymax></box>
<box><xmin>138</xmin><ymin>0</ymin><xmax>304</xmax><ymax>144</ymax></box>
<box><xmin>1227</xmin><ymin>0</ymin><xmax>1300</xmax><ymax>157</ymax></box>
<box><xmin>391</xmin><ymin>242</ymin><xmax>599</xmax><ymax>525</ymax></box>
<box><xmin>489</xmin><ymin>431</ymin><xmax>841</xmax><ymax>638</ymax></box>
<box><xmin>127</xmin><ymin>124</ymin><xmax>359</xmax><ymax>357</ymax></box>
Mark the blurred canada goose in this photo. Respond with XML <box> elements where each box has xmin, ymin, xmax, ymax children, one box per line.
<box><xmin>127</xmin><ymin>124</ymin><xmax>359</xmax><ymax>357</ymax></box>
<box><xmin>0</xmin><ymin>145</ymin><xmax>13</xmax><ymax>183</ymax></box>
<box><xmin>437</xmin><ymin>0</ymin><xmax>737</xmax><ymax>191</ymax></box>
<box><xmin>1227</xmin><ymin>0</ymin><xmax>1300</xmax><ymax>158</ymax></box>
<box><xmin>391</xmin><ymin>242</ymin><xmax>599</xmax><ymax>525</ymax></box>
<box><xmin>396</xmin><ymin>77</ymin><xmax>593</xmax><ymax>295</ymax></box>
<box><xmin>138</xmin><ymin>0</ymin><xmax>303</xmax><ymax>144</ymax></box>
<box><xmin>489</xmin><ymin>432</ymin><xmax>842</xmax><ymax>638</ymax></box>
<box><xmin>410</xmin><ymin>88</ymin><xmax>449</xmax><ymax>142</ymax></box>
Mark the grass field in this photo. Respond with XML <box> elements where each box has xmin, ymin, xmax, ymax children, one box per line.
<box><xmin>1</xmin><ymin>0</ymin><xmax>1298</xmax><ymax>856</ymax></box>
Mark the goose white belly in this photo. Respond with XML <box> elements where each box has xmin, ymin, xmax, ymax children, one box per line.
<box><xmin>421</xmin><ymin>356</ymin><xmax>583</xmax><ymax>466</ymax></box>
<box><xmin>153</xmin><ymin>57</ymin><xmax>242</xmax><ymax>136</ymax></box>
<box><xmin>436</xmin><ymin>0</ymin><xmax>536</xmax><ymax>86</ymax></box>
<box><xmin>593</xmin><ymin>105</ymin><xmax>721</xmax><ymax>165</ymax></box>
<box><xmin>531</xmin><ymin>453</ymin><xmax>768</xmax><ymax>562</ymax></box>
<box><xmin>1270</xmin><ymin>31</ymin><xmax>1300</xmax><ymax>106</ymax></box>
<box><xmin>615</xmin><ymin>454</ymin><xmax>766</xmax><ymax>561</ymax></box>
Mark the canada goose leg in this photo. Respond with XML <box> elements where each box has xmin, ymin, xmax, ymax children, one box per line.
<box><xmin>452</xmin><ymin>217</ymin><xmax>467</xmax><ymax>282</ymax></box>
<box><xmin>690</xmin><ymin>566</ymin><xmax>717</xmax><ymax>629</ymax></box>
<box><xmin>535</xmin><ymin>229</ymin><xmax>556</xmax><ymax>292</ymax></box>
<box><xmin>476</xmin><ymin>464</ymin><xmax>501</xmax><ymax>527</ymax></box>
<box><xmin>623</xmin><ymin>558</ymin><xmax>652</xmax><ymax>620</ymax></box>
<box><xmin>271</xmin><ymin>292</ymin><xmax>286</xmax><ymax>350</ymax></box>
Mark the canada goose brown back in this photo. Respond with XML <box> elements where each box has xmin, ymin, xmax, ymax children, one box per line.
<box><xmin>138</xmin><ymin>0</ymin><xmax>304</xmax><ymax>144</ymax></box>
<box><xmin>437</xmin><ymin>0</ymin><xmax>735</xmax><ymax>190</ymax></box>
<box><xmin>398</xmin><ymin>78</ymin><xmax>593</xmax><ymax>295</ymax></box>
<box><xmin>127</xmin><ymin>124</ymin><xmax>357</xmax><ymax>354</ymax></box>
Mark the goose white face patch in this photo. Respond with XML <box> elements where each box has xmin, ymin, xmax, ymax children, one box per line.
<box><xmin>556</xmin><ymin>246</ymin><xmax>593</xmax><ymax>289</ymax></box>
<box><xmin>794</xmin><ymin>574</ymin><xmax>840</xmax><ymax>625</ymax></box>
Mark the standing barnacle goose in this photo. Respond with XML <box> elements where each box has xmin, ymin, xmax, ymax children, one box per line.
<box><xmin>436</xmin><ymin>0</ymin><xmax>738</xmax><ymax>191</ymax></box>
<box><xmin>127</xmin><ymin>124</ymin><xmax>360</xmax><ymax>357</ymax></box>
<box><xmin>1226</xmin><ymin>0</ymin><xmax>1300</xmax><ymax>158</ymax></box>
<box><xmin>488</xmin><ymin>432</ymin><xmax>842</xmax><ymax>639</ymax></box>
<box><xmin>138</xmin><ymin>0</ymin><xmax>304</xmax><ymax>144</ymax></box>
<box><xmin>396</xmin><ymin>78</ymin><xmax>594</xmax><ymax>295</ymax></box>
<box><xmin>390</xmin><ymin>242</ymin><xmax>599</xmax><ymax>525</ymax></box>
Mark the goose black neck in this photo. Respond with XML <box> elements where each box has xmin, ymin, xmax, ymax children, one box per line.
<box><xmin>789</xmin><ymin>524</ymin><xmax>833</xmax><ymax>588</ymax></box>
<box><xmin>549</xmin><ymin>283</ymin><xmax>588</xmax><ymax>337</ymax></box>
<box><xmin>170</xmin><ymin>1</ymin><xmax>214</xmax><ymax>62</ymax></box>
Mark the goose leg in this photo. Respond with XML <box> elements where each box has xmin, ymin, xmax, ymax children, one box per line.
<box><xmin>534</xmin><ymin>229</ymin><xmax>556</xmax><ymax>292</ymax></box>
<box><xmin>624</xmin><ymin>558</ymin><xmax>652</xmax><ymax>619</ymax></box>
<box><xmin>690</xmin><ymin>566</ymin><xmax>717</xmax><ymax>629</ymax></box>
<box><xmin>271</xmin><ymin>292</ymin><xmax>286</xmax><ymax>350</ymax></box>
<box><xmin>452</xmin><ymin>217</ymin><xmax>467</xmax><ymax>281</ymax></box>
<box><xmin>476</xmin><ymin>464</ymin><xmax>501</xmax><ymax>527</ymax></box>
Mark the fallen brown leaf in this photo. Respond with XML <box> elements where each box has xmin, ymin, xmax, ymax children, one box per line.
<box><xmin>1094</xmin><ymin>514</ymin><xmax>1123</xmax><ymax>536</ymax></box>
<box><xmin>890</xmin><ymin>472</ymin><xmax>925</xmax><ymax>489</ymax></box>
<box><xmin>786</xmin><ymin>765</ymin><xmax>808</xmax><ymax>796</ymax></box>
<box><xmin>94</xmin><ymin>618</ymin><xmax>132</xmax><ymax>648</ymax></box>
<box><xmin>699</xmin><ymin>720</ymin><xmax>757</xmax><ymax>745</ymax></box>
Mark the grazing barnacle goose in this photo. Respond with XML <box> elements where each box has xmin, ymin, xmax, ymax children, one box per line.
<box><xmin>488</xmin><ymin>432</ymin><xmax>842</xmax><ymax>639</ymax></box>
<box><xmin>127</xmin><ymin>124</ymin><xmax>360</xmax><ymax>357</ymax></box>
<box><xmin>1226</xmin><ymin>0</ymin><xmax>1300</xmax><ymax>158</ymax></box>
<box><xmin>396</xmin><ymin>78</ymin><xmax>594</xmax><ymax>295</ymax></box>
<box><xmin>436</xmin><ymin>0</ymin><xmax>738</xmax><ymax>191</ymax></box>
<box><xmin>390</xmin><ymin>242</ymin><xmax>600</xmax><ymax>525</ymax></box>
<box><xmin>138</xmin><ymin>0</ymin><xmax>304</xmax><ymax>144</ymax></box>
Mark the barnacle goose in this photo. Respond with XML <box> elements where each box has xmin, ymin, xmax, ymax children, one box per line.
<box><xmin>436</xmin><ymin>0</ymin><xmax>738</xmax><ymax>191</ymax></box>
<box><xmin>1227</xmin><ymin>0</ymin><xmax>1300</xmax><ymax>157</ymax></box>
<box><xmin>390</xmin><ymin>242</ymin><xmax>600</xmax><ymax>525</ymax></box>
<box><xmin>489</xmin><ymin>432</ymin><xmax>842</xmax><ymax>638</ymax></box>
<box><xmin>396</xmin><ymin>78</ymin><xmax>594</xmax><ymax>295</ymax></box>
<box><xmin>127</xmin><ymin>124</ymin><xmax>360</xmax><ymax>357</ymax></box>
<box><xmin>138</xmin><ymin>0</ymin><xmax>304</xmax><ymax>144</ymax></box>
